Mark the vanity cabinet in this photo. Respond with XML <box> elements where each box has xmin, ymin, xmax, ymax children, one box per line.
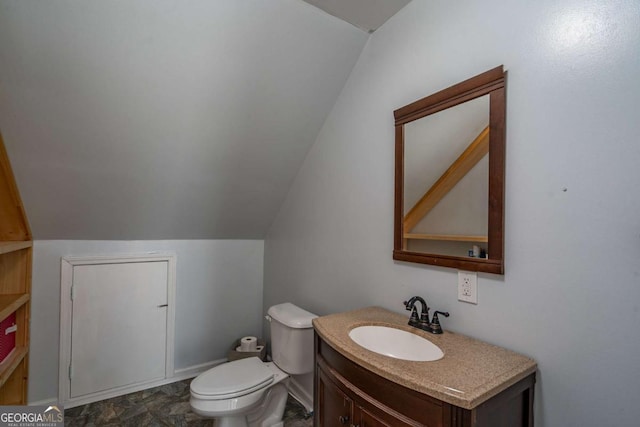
<box><xmin>318</xmin><ymin>367</ymin><xmax>411</xmax><ymax>427</ymax></box>
<box><xmin>0</xmin><ymin>133</ymin><xmax>32</xmax><ymax>404</ymax></box>
<box><xmin>315</xmin><ymin>333</ymin><xmax>535</xmax><ymax>427</ymax></box>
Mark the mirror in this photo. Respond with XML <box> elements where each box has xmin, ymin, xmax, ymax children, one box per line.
<box><xmin>393</xmin><ymin>66</ymin><xmax>505</xmax><ymax>274</ymax></box>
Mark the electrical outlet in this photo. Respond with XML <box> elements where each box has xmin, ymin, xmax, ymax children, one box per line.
<box><xmin>458</xmin><ymin>271</ymin><xmax>478</xmax><ymax>304</ymax></box>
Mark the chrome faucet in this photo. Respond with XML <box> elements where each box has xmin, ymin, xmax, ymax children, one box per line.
<box><xmin>403</xmin><ymin>296</ymin><xmax>449</xmax><ymax>334</ymax></box>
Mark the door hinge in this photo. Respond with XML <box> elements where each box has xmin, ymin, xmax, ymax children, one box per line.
<box><xmin>70</xmin><ymin>285</ymin><xmax>74</xmax><ymax>301</ymax></box>
<box><xmin>68</xmin><ymin>363</ymin><xmax>73</xmax><ymax>380</ymax></box>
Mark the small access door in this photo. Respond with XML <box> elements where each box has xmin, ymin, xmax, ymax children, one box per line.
<box><xmin>60</xmin><ymin>254</ymin><xmax>176</xmax><ymax>406</ymax></box>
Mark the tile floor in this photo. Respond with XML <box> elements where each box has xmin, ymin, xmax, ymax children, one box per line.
<box><xmin>64</xmin><ymin>379</ymin><xmax>313</xmax><ymax>426</ymax></box>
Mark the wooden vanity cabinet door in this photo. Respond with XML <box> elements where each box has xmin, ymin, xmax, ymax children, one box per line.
<box><xmin>317</xmin><ymin>362</ymin><xmax>414</xmax><ymax>427</ymax></box>
<box><xmin>317</xmin><ymin>367</ymin><xmax>354</xmax><ymax>426</ymax></box>
<box><xmin>357</xmin><ymin>407</ymin><xmax>392</xmax><ymax>427</ymax></box>
<box><xmin>316</xmin><ymin>335</ymin><xmax>447</xmax><ymax>427</ymax></box>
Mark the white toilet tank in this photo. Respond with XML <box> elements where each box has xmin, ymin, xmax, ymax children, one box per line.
<box><xmin>267</xmin><ymin>303</ymin><xmax>317</xmax><ymax>375</ymax></box>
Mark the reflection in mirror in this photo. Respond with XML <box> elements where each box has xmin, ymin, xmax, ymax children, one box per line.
<box><xmin>393</xmin><ymin>66</ymin><xmax>505</xmax><ymax>274</ymax></box>
<box><xmin>403</xmin><ymin>95</ymin><xmax>489</xmax><ymax>257</ymax></box>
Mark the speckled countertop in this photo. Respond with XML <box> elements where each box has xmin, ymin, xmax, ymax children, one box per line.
<box><xmin>312</xmin><ymin>306</ymin><xmax>537</xmax><ymax>410</ymax></box>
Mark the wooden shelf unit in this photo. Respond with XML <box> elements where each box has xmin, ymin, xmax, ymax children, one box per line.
<box><xmin>0</xmin><ymin>294</ymin><xmax>30</xmax><ymax>322</ymax></box>
<box><xmin>404</xmin><ymin>233</ymin><xmax>488</xmax><ymax>242</ymax></box>
<box><xmin>0</xmin><ymin>131</ymin><xmax>32</xmax><ymax>405</ymax></box>
<box><xmin>0</xmin><ymin>241</ymin><xmax>32</xmax><ymax>255</ymax></box>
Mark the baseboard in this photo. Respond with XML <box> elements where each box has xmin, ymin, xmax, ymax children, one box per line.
<box><xmin>44</xmin><ymin>358</ymin><xmax>227</xmax><ymax>409</ymax></box>
<box><xmin>288</xmin><ymin>377</ymin><xmax>313</xmax><ymax>414</ymax></box>
<box><xmin>173</xmin><ymin>358</ymin><xmax>226</xmax><ymax>380</ymax></box>
<box><xmin>29</xmin><ymin>397</ymin><xmax>59</xmax><ymax>407</ymax></box>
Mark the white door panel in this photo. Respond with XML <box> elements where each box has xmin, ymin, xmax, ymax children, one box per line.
<box><xmin>70</xmin><ymin>261</ymin><xmax>168</xmax><ymax>398</ymax></box>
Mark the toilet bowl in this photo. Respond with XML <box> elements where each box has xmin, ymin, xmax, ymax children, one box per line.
<box><xmin>190</xmin><ymin>357</ymin><xmax>289</xmax><ymax>427</ymax></box>
<box><xmin>189</xmin><ymin>303</ymin><xmax>317</xmax><ymax>427</ymax></box>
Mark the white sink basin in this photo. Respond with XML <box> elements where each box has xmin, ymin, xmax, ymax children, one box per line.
<box><xmin>348</xmin><ymin>325</ymin><xmax>444</xmax><ymax>362</ymax></box>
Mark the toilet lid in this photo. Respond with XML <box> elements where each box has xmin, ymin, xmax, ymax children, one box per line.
<box><xmin>190</xmin><ymin>357</ymin><xmax>274</xmax><ymax>399</ymax></box>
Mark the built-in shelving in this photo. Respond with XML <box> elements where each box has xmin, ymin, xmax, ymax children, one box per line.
<box><xmin>404</xmin><ymin>233</ymin><xmax>488</xmax><ymax>242</ymax></box>
<box><xmin>0</xmin><ymin>347</ymin><xmax>28</xmax><ymax>388</ymax></box>
<box><xmin>0</xmin><ymin>131</ymin><xmax>31</xmax><ymax>404</ymax></box>
<box><xmin>0</xmin><ymin>294</ymin><xmax>30</xmax><ymax>322</ymax></box>
<box><xmin>0</xmin><ymin>241</ymin><xmax>32</xmax><ymax>255</ymax></box>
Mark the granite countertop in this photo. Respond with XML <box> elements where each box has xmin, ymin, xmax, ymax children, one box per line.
<box><xmin>312</xmin><ymin>306</ymin><xmax>537</xmax><ymax>410</ymax></box>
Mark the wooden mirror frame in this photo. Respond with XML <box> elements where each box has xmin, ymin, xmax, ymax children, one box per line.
<box><xmin>393</xmin><ymin>66</ymin><xmax>506</xmax><ymax>274</ymax></box>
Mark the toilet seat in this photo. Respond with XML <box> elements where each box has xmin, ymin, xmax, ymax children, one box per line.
<box><xmin>191</xmin><ymin>357</ymin><xmax>275</xmax><ymax>400</ymax></box>
<box><xmin>190</xmin><ymin>358</ymin><xmax>289</xmax><ymax>421</ymax></box>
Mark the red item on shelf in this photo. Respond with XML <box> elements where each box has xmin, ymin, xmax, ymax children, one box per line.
<box><xmin>0</xmin><ymin>312</ymin><xmax>17</xmax><ymax>364</ymax></box>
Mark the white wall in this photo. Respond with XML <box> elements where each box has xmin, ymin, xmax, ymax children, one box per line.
<box><xmin>30</xmin><ymin>240</ymin><xmax>264</xmax><ymax>404</ymax></box>
<box><xmin>264</xmin><ymin>0</ymin><xmax>640</xmax><ymax>426</ymax></box>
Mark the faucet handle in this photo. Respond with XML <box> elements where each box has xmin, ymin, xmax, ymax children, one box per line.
<box><xmin>430</xmin><ymin>311</ymin><xmax>450</xmax><ymax>334</ymax></box>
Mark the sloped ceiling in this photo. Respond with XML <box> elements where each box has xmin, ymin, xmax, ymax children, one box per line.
<box><xmin>302</xmin><ymin>0</ymin><xmax>412</xmax><ymax>32</ymax></box>
<box><xmin>0</xmin><ymin>0</ymin><xmax>373</xmax><ymax>239</ymax></box>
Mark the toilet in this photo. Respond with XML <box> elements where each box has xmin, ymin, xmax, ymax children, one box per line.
<box><xmin>190</xmin><ymin>303</ymin><xmax>317</xmax><ymax>427</ymax></box>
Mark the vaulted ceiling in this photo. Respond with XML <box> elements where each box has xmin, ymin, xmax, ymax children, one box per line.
<box><xmin>302</xmin><ymin>0</ymin><xmax>412</xmax><ymax>32</ymax></box>
<box><xmin>0</xmin><ymin>1</ymin><xmax>410</xmax><ymax>240</ymax></box>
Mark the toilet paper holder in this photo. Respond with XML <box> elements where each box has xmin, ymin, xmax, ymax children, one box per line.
<box><xmin>228</xmin><ymin>337</ymin><xmax>266</xmax><ymax>362</ymax></box>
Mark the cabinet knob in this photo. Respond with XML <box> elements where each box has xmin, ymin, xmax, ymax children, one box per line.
<box><xmin>339</xmin><ymin>415</ymin><xmax>350</xmax><ymax>424</ymax></box>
